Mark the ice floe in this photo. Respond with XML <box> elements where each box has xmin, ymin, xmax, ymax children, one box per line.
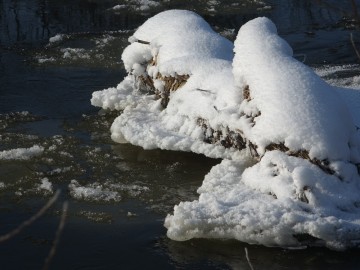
<box><xmin>91</xmin><ymin>10</ymin><xmax>360</xmax><ymax>250</ymax></box>
<box><xmin>127</xmin><ymin>0</ymin><xmax>160</xmax><ymax>11</ymax></box>
<box><xmin>68</xmin><ymin>180</ymin><xmax>122</xmax><ymax>202</ymax></box>
<box><xmin>49</xmin><ymin>33</ymin><xmax>67</xmax><ymax>44</ymax></box>
<box><xmin>0</xmin><ymin>145</ymin><xmax>44</xmax><ymax>160</ymax></box>
<box><xmin>15</xmin><ymin>177</ymin><xmax>54</xmax><ymax>196</ymax></box>
<box><xmin>68</xmin><ymin>179</ymin><xmax>149</xmax><ymax>202</ymax></box>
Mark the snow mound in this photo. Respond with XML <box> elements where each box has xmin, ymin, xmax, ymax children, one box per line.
<box><xmin>91</xmin><ymin>10</ymin><xmax>242</xmax><ymax>159</ymax></box>
<box><xmin>91</xmin><ymin>11</ymin><xmax>360</xmax><ymax>250</ymax></box>
<box><xmin>232</xmin><ymin>17</ymin><xmax>359</xmax><ymax>162</ymax></box>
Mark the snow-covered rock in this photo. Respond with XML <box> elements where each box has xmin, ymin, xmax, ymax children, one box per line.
<box><xmin>91</xmin><ymin>10</ymin><xmax>360</xmax><ymax>250</ymax></box>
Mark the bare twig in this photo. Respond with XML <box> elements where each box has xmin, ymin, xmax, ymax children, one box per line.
<box><xmin>195</xmin><ymin>88</ymin><xmax>215</xmax><ymax>94</ymax></box>
<box><xmin>245</xmin><ymin>247</ymin><xmax>254</xmax><ymax>270</ymax></box>
<box><xmin>0</xmin><ymin>190</ymin><xmax>60</xmax><ymax>243</ymax></box>
<box><xmin>350</xmin><ymin>33</ymin><xmax>360</xmax><ymax>61</ymax></box>
<box><xmin>135</xmin><ymin>39</ymin><xmax>150</xmax><ymax>45</ymax></box>
<box><xmin>43</xmin><ymin>201</ymin><xmax>69</xmax><ymax>270</ymax></box>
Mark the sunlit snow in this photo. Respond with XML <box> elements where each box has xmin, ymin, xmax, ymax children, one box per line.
<box><xmin>91</xmin><ymin>10</ymin><xmax>360</xmax><ymax>250</ymax></box>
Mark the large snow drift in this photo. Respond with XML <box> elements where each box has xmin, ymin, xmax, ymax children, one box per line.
<box><xmin>91</xmin><ymin>10</ymin><xmax>360</xmax><ymax>250</ymax></box>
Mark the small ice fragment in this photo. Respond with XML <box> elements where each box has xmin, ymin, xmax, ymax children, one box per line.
<box><xmin>0</xmin><ymin>145</ymin><xmax>44</xmax><ymax>160</ymax></box>
<box><xmin>127</xmin><ymin>211</ymin><xmax>137</xmax><ymax>217</ymax></box>
<box><xmin>112</xmin><ymin>4</ymin><xmax>127</xmax><ymax>10</ymax></box>
<box><xmin>38</xmin><ymin>178</ymin><xmax>54</xmax><ymax>194</ymax></box>
<box><xmin>49</xmin><ymin>34</ymin><xmax>64</xmax><ymax>43</ymax></box>
<box><xmin>68</xmin><ymin>180</ymin><xmax>121</xmax><ymax>202</ymax></box>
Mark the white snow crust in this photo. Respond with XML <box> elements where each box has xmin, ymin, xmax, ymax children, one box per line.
<box><xmin>165</xmin><ymin>152</ymin><xmax>360</xmax><ymax>250</ymax></box>
<box><xmin>91</xmin><ymin>11</ymin><xmax>360</xmax><ymax>250</ymax></box>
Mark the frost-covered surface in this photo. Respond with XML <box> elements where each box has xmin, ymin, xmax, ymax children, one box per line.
<box><xmin>0</xmin><ymin>145</ymin><xmax>44</xmax><ymax>160</ymax></box>
<box><xmin>91</xmin><ymin>11</ymin><xmax>360</xmax><ymax>250</ymax></box>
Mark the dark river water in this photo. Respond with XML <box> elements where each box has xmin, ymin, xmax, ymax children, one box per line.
<box><xmin>1</xmin><ymin>0</ymin><xmax>360</xmax><ymax>269</ymax></box>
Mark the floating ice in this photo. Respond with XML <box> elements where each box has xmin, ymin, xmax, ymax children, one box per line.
<box><xmin>37</xmin><ymin>178</ymin><xmax>54</xmax><ymax>195</ymax></box>
<box><xmin>46</xmin><ymin>167</ymin><xmax>72</xmax><ymax>176</ymax></box>
<box><xmin>112</xmin><ymin>4</ymin><xmax>127</xmax><ymax>10</ymax></box>
<box><xmin>91</xmin><ymin>11</ymin><xmax>360</xmax><ymax>250</ymax></box>
<box><xmin>78</xmin><ymin>210</ymin><xmax>113</xmax><ymax>223</ymax></box>
<box><xmin>68</xmin><ymin>179</ymin><xmax>149</xmax><ymax>202</ymax></box>
<box><xmin>14</xmin><ymin>177</ymin><xmax>54</xmax><ymax>196</ymax></box>
<box><xmin>37</xmin><ymin>57</ymin><xmax>56</xmax><ymax>64</ymax></box>
<box><xmin>61</xmin><ymin>48</ymin><xmax>90</xmax><ymax>60</ymax></box>
<box><xmin>68</xmin><ymin>180</ymin><xmax>122</xmax><ymax>202</ymax></box>
<box><xmin>49</xmin><ymin>33</ymin><xmax>66</xmax><ymax>43</ymax></box>
<box><xmin>0</xmin><ymin>145</ymin><xmax>44</xmax><ymax>160</ymax></box>
<box><xmin>127</xmin><ymin>0</ymin><xmax>160</xmax><ymax>11</ymax></box>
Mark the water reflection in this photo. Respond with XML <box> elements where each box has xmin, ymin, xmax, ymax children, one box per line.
<box><xmin>1</xmin><ymin>0</ymin><xmax>359</xmax><ymax>64</ymax></box>
<box><xmin>1</xmin><ymin>0</ymin><xmax>50</xmax><ymax>46</ymax></box>
<box><xmin>164</xmin><ymin>237</ymin><xmax>360</xmax><ymax>270</ymax></box>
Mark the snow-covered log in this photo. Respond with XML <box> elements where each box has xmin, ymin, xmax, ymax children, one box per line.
<box><xmin>91</xmin><ymin>10</ymin><xmax>360</xmax><ymax>250</ymax></box>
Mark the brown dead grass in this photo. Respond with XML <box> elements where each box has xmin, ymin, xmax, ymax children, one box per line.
<box><xmin>156</xmin><ymin>73</ymin><xmax>189</xmax><ymax>107</ymax></box>
<box><xmin>135</xmin><ymin>55</ymin><xmax>189</xmax><ymax>108</ymax></box>
<box><xmin>243</xmin><ymin>85</ymin><xmax>251</xmax><ymax>101</ymax></box>
<box><xmin>265</xmin><ymin>143</ymin><xmax>335</xmax><ymax>175</ymax></box>
<box><xmin>132</xmin><ymin>51</ymin><xmax>338</xmax><ymax>177</ymax></box>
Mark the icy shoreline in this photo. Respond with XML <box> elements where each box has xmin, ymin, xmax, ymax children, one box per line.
<box><xmin>91</xmin><ymin>10</ymin><xmax>360</xmax><ymax>250</ymax></box>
